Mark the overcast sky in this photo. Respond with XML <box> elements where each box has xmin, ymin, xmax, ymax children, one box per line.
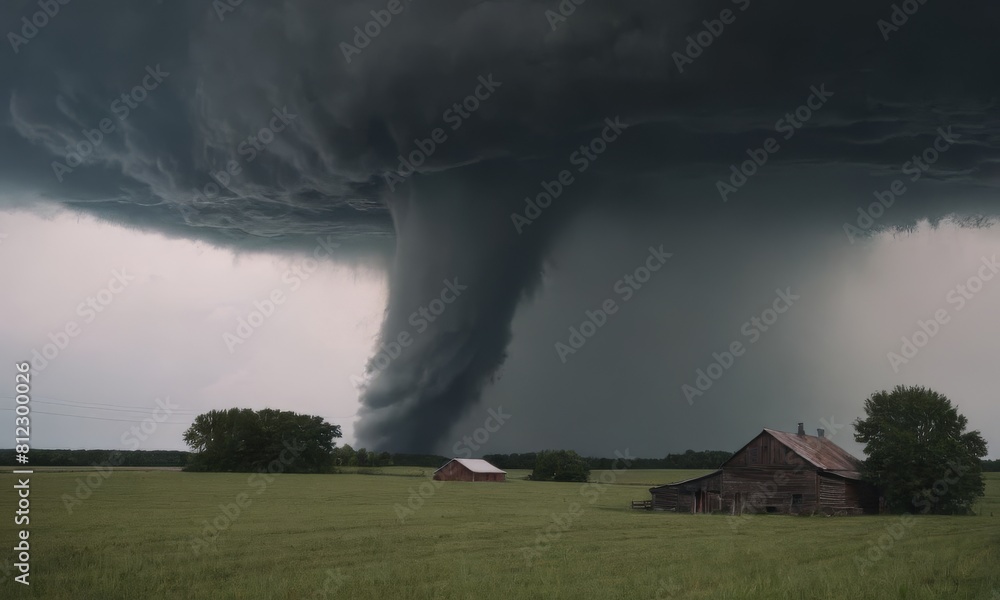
<box><xmin>0</xmin><ymin>208</ymin><xmax>385</xmax><ymax>448</ymax></box>
<box><xmin>2</xmin><ymin>206</ymin><xmax>997</xmax><ymax>459</ymax></box>
<box><xmin>1</xmin><ymin>0</ymin><xmax>998</xmax><ymax>459</ymax></box>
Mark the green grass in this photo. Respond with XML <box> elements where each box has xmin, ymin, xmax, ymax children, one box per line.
<box><xmin>1</xmin><ymin>470</ymin><xmax>997</xmax><ymax>599</ymax></box>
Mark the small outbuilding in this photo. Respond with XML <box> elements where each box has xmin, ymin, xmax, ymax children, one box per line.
<box><xmin>433</xmin><ymin>458</ymin><xmax>507</xmax><ymax>482</ymax></box>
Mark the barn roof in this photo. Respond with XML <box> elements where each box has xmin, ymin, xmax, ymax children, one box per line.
<box><xmin>717</xmin><ymin>428</ymin><xmax>862</xmax><ymax>477</ymax></box>
<box><xmin>648</xmin><ymin>428</ymin><xmax>866</xmax><ymax>493</ymax></box>
<box><xmin>756</xmin><ymin>428</ymin><xmax>863</xmax><ymax>479</ymax></box>
<box><xmin>434</xmin><ymin>458</ymin><xmax>506</xmax><ymax>474</ymax></box>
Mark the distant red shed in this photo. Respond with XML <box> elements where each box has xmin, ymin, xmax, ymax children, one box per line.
<box><xmin>433</xmin><ymin>458</ymin><xmax>506</xmax><ymax>482</ymax></box>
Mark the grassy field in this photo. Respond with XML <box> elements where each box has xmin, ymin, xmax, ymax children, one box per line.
<box><xmin>333</xmin><ymin>466</ymin><xmax>714</xmax><ymax>485</ymax></box>
<box><xmin>1</xmin><ymin>469</ymin><xmax>997</xmax><ymax>599</ymax></box>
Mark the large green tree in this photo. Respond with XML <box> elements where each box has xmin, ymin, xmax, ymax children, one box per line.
<box><xmin>854</xmin><ymin>385</ymin><xmax>987</xmax><ymax>514</ymax></box>
<box><xmin>183</xmin><ymin>408</ymin><xmax>341</xmax><ymax>473</ymax></box>
<box><xmin>530</xmin><ymin>450</ymin><xmax>591</xmax><ymax>482</ymax></box>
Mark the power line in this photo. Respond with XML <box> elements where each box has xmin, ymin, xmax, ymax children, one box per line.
<box><xmin>1</xmin><ymin>396</ymin><xmax>359</xmax><ymax>422</ymax></box>
<box><xmin>0</xmin><ymin>396</ymin><xmax>203</xmax><ymax>414</ymax></box>
<box><xmin>0</xmin><ymin>407</ymin><xmax>191</xmax><ymax>425</ymax></box>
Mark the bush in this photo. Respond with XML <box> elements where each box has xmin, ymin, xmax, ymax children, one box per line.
<box><xmin>530</xmin><ymin>450</ymin><xmax>590</xmax><ymax>482</ymax></box>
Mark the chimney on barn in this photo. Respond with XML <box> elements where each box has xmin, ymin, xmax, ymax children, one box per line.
<box><xmin>817</xmin><ymin>428</ymin><xmax>825</xmax><ymax>438</ymax></box>
<box><xmin>797</xmin><ymin>422</ymin><xmax>805</xmax><ymax>436</ymax></box>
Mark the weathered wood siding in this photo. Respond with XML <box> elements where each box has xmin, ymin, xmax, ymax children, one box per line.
<box><xmin>844</xmin><ymin>477</ymin><xmax>879</xmax><ymax>514</ymax></box>
<box><xmin>648</xmin><ymin>430</ymin><xmax>879</xmax><ymax>515</ymax></box>
<box><xmin>652</xmin><ymin>487</ymin><xmax>679</xmax><ymax>510</ymax></box>
<box><xmin>650</xmin><ymin>472</ymin><xmax>723</xmax><ymax>512</ymax></box>
<box><xmin>819</xmin><ymin>474</ymin><xmax>846</xmax><ymax>508</ymax></box>
<box><xmin>728</xmin><ymin>432</ymin><xmax>805</xmax><ymax>469</ymax></box>
<box><xmin>721</xmin><ymin>432</ymin><xmax>817</xmax><ymax>513</ymax></box>
<box><xmin>722</xmin><ymin>467</ymin><xmax>819</xmax><ymax>514</ymax></box>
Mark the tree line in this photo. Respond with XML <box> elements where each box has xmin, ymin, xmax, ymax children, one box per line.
<box><xmin>10</xmin><ymin>447</ymin><xmax>996</xmax><ymax>472</ymax></box>
<box><xmin>483</xmin><ymin>449</ymin><xmax>733</xmax><ymax>471</ymax></box>
<box><xmin>0</xmin><ymin>449</ymin><xmax>190</xmax><ymax>467</ymax></box>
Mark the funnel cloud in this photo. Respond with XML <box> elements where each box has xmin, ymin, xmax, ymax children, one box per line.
<box><xmin>1</xmin><ymin>0</ymin><xmax>999</xmax><ymax>451</ymax></box>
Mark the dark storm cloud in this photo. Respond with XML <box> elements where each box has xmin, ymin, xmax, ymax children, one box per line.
<box><xmin>2</xmin><ymin>0</ymin><xmax>998</xmax><ymax>450</ymax></box>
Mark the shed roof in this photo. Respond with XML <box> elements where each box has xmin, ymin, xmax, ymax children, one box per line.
<box><xmin>649</xmin><ymin>469</ymin><xmax>722</xmax><ymax>492</ymax></box>
<box><xmin>434</xmin><ymin>458</ymin><xmax>506</xmax><ymax>474</ymax></box>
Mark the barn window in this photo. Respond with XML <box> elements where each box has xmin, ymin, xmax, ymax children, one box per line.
<box><xmin>792</xmin><ymin>494</ymin><xmax>803</xmax><ymax>506</ymax></box>
<box><xmin>749</xmin><ymin>447</ymin><xmax>760</xmax><ymax>464</ymax></box>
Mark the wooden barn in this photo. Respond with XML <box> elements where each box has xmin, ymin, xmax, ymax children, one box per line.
<box><xmin>648</xmin><ymin>424</ymin><xmax>878</xmax><ymax>515</ymax></box>
<box><xmin>433</xmin><ymin>458</ymin><xmax>507</xmax><ymax>482</ymax></box>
